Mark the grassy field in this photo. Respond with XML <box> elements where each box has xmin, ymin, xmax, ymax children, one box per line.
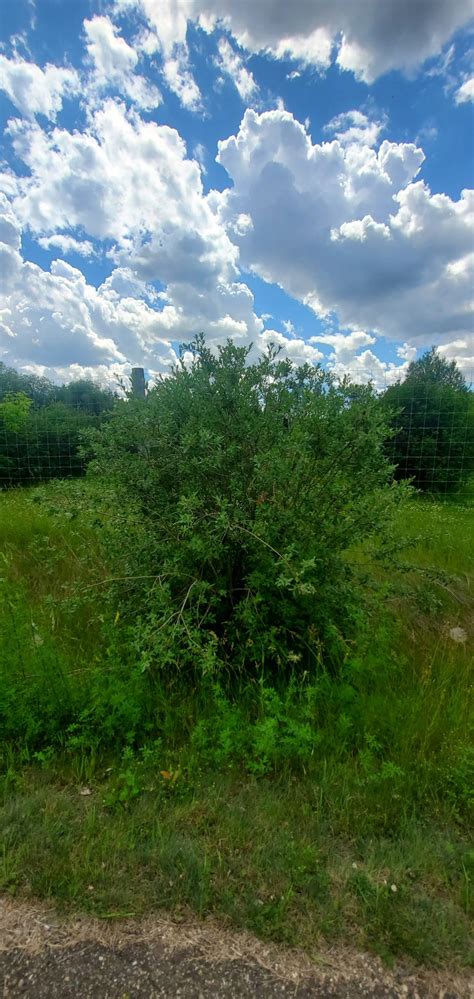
<box><xmin>0</xmin><ymin>479</ymin><xmax>472</xmax><ymax>967</ymax></box>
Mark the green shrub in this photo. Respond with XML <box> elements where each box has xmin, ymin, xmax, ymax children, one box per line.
<box><xmin>86</xmin><ymin>335</ymin><xmax>407</xmax><ymax>679</ymax></box>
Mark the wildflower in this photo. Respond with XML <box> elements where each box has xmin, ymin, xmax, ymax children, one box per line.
<box><xmin>449</xmin><ymin>627</ymin><xmax>467</xmax><ymax>644</ymax></box>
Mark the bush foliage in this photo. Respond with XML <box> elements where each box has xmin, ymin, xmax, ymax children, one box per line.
<box><xmin>85</xmin><ymin>336</ymin><xmax>405</xmax><ymax>678</ymax></box>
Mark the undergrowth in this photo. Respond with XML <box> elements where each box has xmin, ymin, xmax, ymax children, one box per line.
<box><xmin>0</xmin><ymin>477</ymin><xmax>472</xmax><ymax>967</ymax></box>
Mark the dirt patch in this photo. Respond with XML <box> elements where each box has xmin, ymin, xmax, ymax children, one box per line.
<box><xmin>0</xmin><ymin>898</ymin><xmax>472</xmax><ymax>998</ymax></box>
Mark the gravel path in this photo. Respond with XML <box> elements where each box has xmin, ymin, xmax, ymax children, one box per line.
<box><xmin>0</xmin><ymin>899</ymin><xmax>471</xmax><ymax>998</ymax></box>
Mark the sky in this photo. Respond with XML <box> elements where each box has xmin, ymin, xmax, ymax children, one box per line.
<box><xmin>0</xmin><ymin>0</ymin><xmax>473</xmax><ymax>390</ymax></box>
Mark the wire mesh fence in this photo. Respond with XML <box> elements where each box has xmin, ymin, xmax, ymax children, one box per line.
<box><xmin>384</xmin><ymin>387</ymin><xmax>473</xmax><ymax>495</ymax></box>
<box><xmin>0</xmin><ymin>414</ymin><xmax>102</xmax><ymax>486</ymax></box>
<box><xmin>1</xmin><ymin>369</ymin><xmax>472</xmax><ymax>495</ymax></box>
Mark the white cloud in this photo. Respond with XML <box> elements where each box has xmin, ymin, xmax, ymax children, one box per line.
<box><xmin>162</xmin><ymin>52</ymin><xmax>201</xmax><ymax>109</ymax></box>
<box><xmin>85</xmin><ymin>16</ymin><xmax>137</xmax><ymax>78</ymax></box>
<box><xmin>0</xmin><ymin>194</ymin><xmax>21</xmax><ymax>249</ymax></box>
<box><xmin>118</xmin><ymin>0</ymin><xmax>189</xmax><ymax>57</ymax></box>
<box><xmin>438</xmin><ymin>339</ymin><xmax>474</xmax><ymax>382</ymax></box>
<box><xmin>426</xmin><ymin>43</ymin><xmax>456</xmax><ymax>79</ymax></box>
<box><xmin>37</xmin><ymin>234</ymin><xmax>96</xmax><ymax>258</ymax></box>
<box><xmin>311</xmin><ymin>329</ymin><xmax>376</xmax><ymax>358</ymax></box>
<box><xmin>259</xmin><ymin>329</ymin><xmax>324</xmax><ymax>366</ymax></box>
<box><xmin>215</xmin><ymin>38</ymin><xmax>257</xmax><ymax>101</ymax></box>
<box><xmin>324</xmin><ymin>110</ymin><xmax>386</xmax><ymax>148</ymax></box>
<box><xmin>396</xmin><ymin>342</ymin><xmax>417</xmax><ymax>363</ymax></box>
<box><xmin>309</xmin><ymin>330</ymin><xmax>413</xmax><ymax>388</ymax></box>
<box><xmin>192</xmin><ymin>142</ymin><xmax>207</xmax><ymax>173</ymax></box>
<box><xmin>118</xmin><ymin>0</ymin><xmax>474</xmax><ymax>82</ymax></box>
<box><xmin>0</xmin><ymin>103</ymin><xmax>264</xmax><ymax>379</ymax></box>
<box><xmin>213</xmin><ymin>108</ymin><xmax>473</xmax><ymax>350</ymax></box>
<box><xmin>454</xmin><ymin>76</ymin><xmax>474</xmax><ymax>103</ymax></box>
<box><xmin>21</xmin><ymin>360</ymin><xmax>133</xmax><ymax>392</ymax></box>
<box><xmin>0</xmin><ymin>231</ymin><xmax>267</xmax><ymax>380</ymax></box>
<box><xmin>415</xmin><ymin>121</ymin><xmax>438</xmax><ymax>145</ymax></box>
<box><xmin>0</xmin><ymin>234</ymin><xmax>181</xmax><ymax>375</ymax></box>
<box><xmin>331</xmin><ymin>217</ymin><xmax>391</xmax><ymax>242</ymax></box>
<box><xmin>2</xmin><ymin>8</ymin><xmax>472</xmax><ymax>391</ymax></box>
<box><xmin>114</xmin><ymin>2</ymin><xmax>201</xmax><ymax>110</ymax></box>
<box><xmin>84</xmin><ymin>15</ymin><xmax>161</xmax><ymax>110</ymax></box>
<box><xmin>0</xmin><ymin>55</ymin><xmax>79</xmax><ymax>119</ymax></box>
<box><xmin>7</xmin><ymin>100</ymin><xmax>225</xmax><ymax>253</ymax></box>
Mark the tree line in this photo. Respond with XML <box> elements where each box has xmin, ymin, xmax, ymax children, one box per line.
<box><xmin>0</xmin><ymin>364</ymin><xmax>116</xmax><ymax>485</ymax></box>
<box><xmin>0</xmin><ymin>345</ymin><xmax>472</xmax><ymax>492</ymax></box>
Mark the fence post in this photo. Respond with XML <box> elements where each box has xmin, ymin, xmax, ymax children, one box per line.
<box><xmin>131</xmin><ymin>367</ymin><xmax>146</xmax><ymax>400</ymax></box>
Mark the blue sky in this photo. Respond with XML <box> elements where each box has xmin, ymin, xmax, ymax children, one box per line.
<box><xmin>0</xmin><ymin>0</ymin><xmax>473</xmax><ymax>388</ymax></box>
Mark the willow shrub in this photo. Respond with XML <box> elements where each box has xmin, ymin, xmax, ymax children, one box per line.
<box><xmin>85</xmin><ymin>337</ymin><xmax>407</xmax><ymax>680</ymax></box>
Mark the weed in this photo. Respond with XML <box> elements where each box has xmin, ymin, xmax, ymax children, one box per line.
<box><xmin>0</xmin><ymin>478</ymin><xmax>473</xmax><ymax>966</ymax></box>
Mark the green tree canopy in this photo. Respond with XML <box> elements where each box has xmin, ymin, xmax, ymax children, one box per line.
<box><xmin>0</xmin><ymin>392</ymin><xmax>32</xmax><ymax>432</ymax></box>
<box><xmin>403</xmin><ymin>347</ymin><xmax>469</xmax><ymax>392</ymax></box>
<box><xmin>56</xmin><ymin>379</ymin><xmax>117</xmax><ymax>414</ymax></box>
<box><xmin>383</xmin><ymin>348</ymin><xmax>473</xmax><ymax>492</ymax></box>
<box><xmin>0</xmin><ymin>362</ymin><xmax>56</xmax><ymax>406</ymax></box>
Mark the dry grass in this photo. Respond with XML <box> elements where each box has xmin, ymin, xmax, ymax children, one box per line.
<box><xmin>1</xmin><ymin>896</ymin><xmax>472</xmax><ymax>997</ymax></box>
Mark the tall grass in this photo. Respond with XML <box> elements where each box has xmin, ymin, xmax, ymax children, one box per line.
<box><xmin>0</xmin><ymin>480</ymin><xmax>472</xmax><ymax>965</ymax></box>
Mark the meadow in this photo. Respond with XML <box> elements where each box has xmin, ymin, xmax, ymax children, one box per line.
<box><xmin>1</xmin><ymin>476</ymin><xmax>472</xmax><ymax>968</ymax></box>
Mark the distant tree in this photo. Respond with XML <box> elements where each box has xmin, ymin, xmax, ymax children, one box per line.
<box><xmin>383</xmin><ymin>348</ymin><xmax>473</xmax><ymax>492</ymax></box>
<box><xmin>0</xmin><ymin>392</ymin><xmax>32</xmax><ymax>432</ymax></box>
<box><xmin>56</xmin><ymin>379</ymin><xmax>117</xmax><ymax>414</ymax></box>
<box><xmin>0</xmin><ymin>367</ymin><xmax>116</xmax><ymax>486</ymax></box>
<box><xmin>0</xmin><ymin>365</ymin><xmax>116</xmax><ymax>414</ymax></box>
<box><xmin>403</xmin><ymin>347</ymin><xmax>468</xmax><ymax>392</ymax></box>
<box><xmin>0</xmin><ymin>363</ymin><xmax>56</xmax><ymax>406</ymax></box>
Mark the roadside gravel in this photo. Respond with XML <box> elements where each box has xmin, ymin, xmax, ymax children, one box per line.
<box><xmin>0</xmin><ymin>899</ymin><xmax>471</xmax><ymax>998</ymax></box>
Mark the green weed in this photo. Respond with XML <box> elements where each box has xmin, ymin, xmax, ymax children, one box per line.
<box><xmin>0</xmin><ymin>478</ymin><xmax>473</xmax><ymax>966</ymax></box>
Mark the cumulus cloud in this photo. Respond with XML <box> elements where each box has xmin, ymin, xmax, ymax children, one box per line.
<box><xmin>114</xmin><ymin>0</ymin><xmax>201</xmax><ymax>109</ymax></box>
<box><xmin>0</xmin><ymin>194</ymin><xmax>21</xmax><ymax>249</ymax></box>
<box><xmin>37</xmin><ymin>234</ymin><xmax>96</xmax><ymax>258</ymax></box>
<box><xmin>119</xmin><ymin>0</ymin><xmax>189</xmax><ymax>56</ymax></box>
<box><xmin>0</xmin><ymin>54</ymin><xmax>79</xmax><ymax>119</ymax></box>
<box><xmin>117</xmin><ymin>0</ymin><xmax>474</xmax><ymax>82</ymax></box>
<box><xmin>0</xmin><ymin>103</ymin><xmax>264</xmax><ymax>379</ymax></box>
<box><xmin>215</xmin><ymin>37</ymin><xmax>258</xmax><ymax>100</ymax></box>
<box><xmin>213</xmin><ymin>108</ymin><xmax>473</xmax><ymax>350</ymax></box>
<box><xmin>308</xmin><ymin>330</ymin><xmax>413</xmax><ymax>388</ymax></box>
<box><xmin>7</xmin><ymin>100</ymin><xmax>227</xmax><ymax>254</ymax></box>
<box><xmin>2</xmin><ymin>4</ymin><xmax>472</xmax><ymax>389</ymax></box>
<box><xmin>259</xmin><ymin>328</ymin><xmax>324</xmax><ymax>366</ymax></box>
<box><xmin>84</xmin><ymin>15</ymin><xmax>161</xmax><ymax>110</ymax></box>
<box><xmin>438</xmin><ymin>339</ymin><xmax>474</xmax><ymax>382</ymax></box>
<box><xmin>0</xmin><ymin>233</ymin><xmax>265</xmax><ymax>382</ymax></box>
<box><xmin>0</xmin><ymin>229</ymin><xmax>179</xmax><ymax>376</ymax></box>
<box><xmin>21</xmin><ymin>360</ymin><xmax>133</xmax><ymax>393</ymax></box>
<box><xmin>161</xmin><ymin>53</ymin><xmax>201</xmax><ymax>109</ymax></box>
<box><xmin>454</xmin><ymin>76</ymin><xmax>474</xmax><ymax>103</ymax></box>
<box><xmin>323</xmin><ymin>109</ymin><xmax>386</xmax><ymax>148</ymax></box>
